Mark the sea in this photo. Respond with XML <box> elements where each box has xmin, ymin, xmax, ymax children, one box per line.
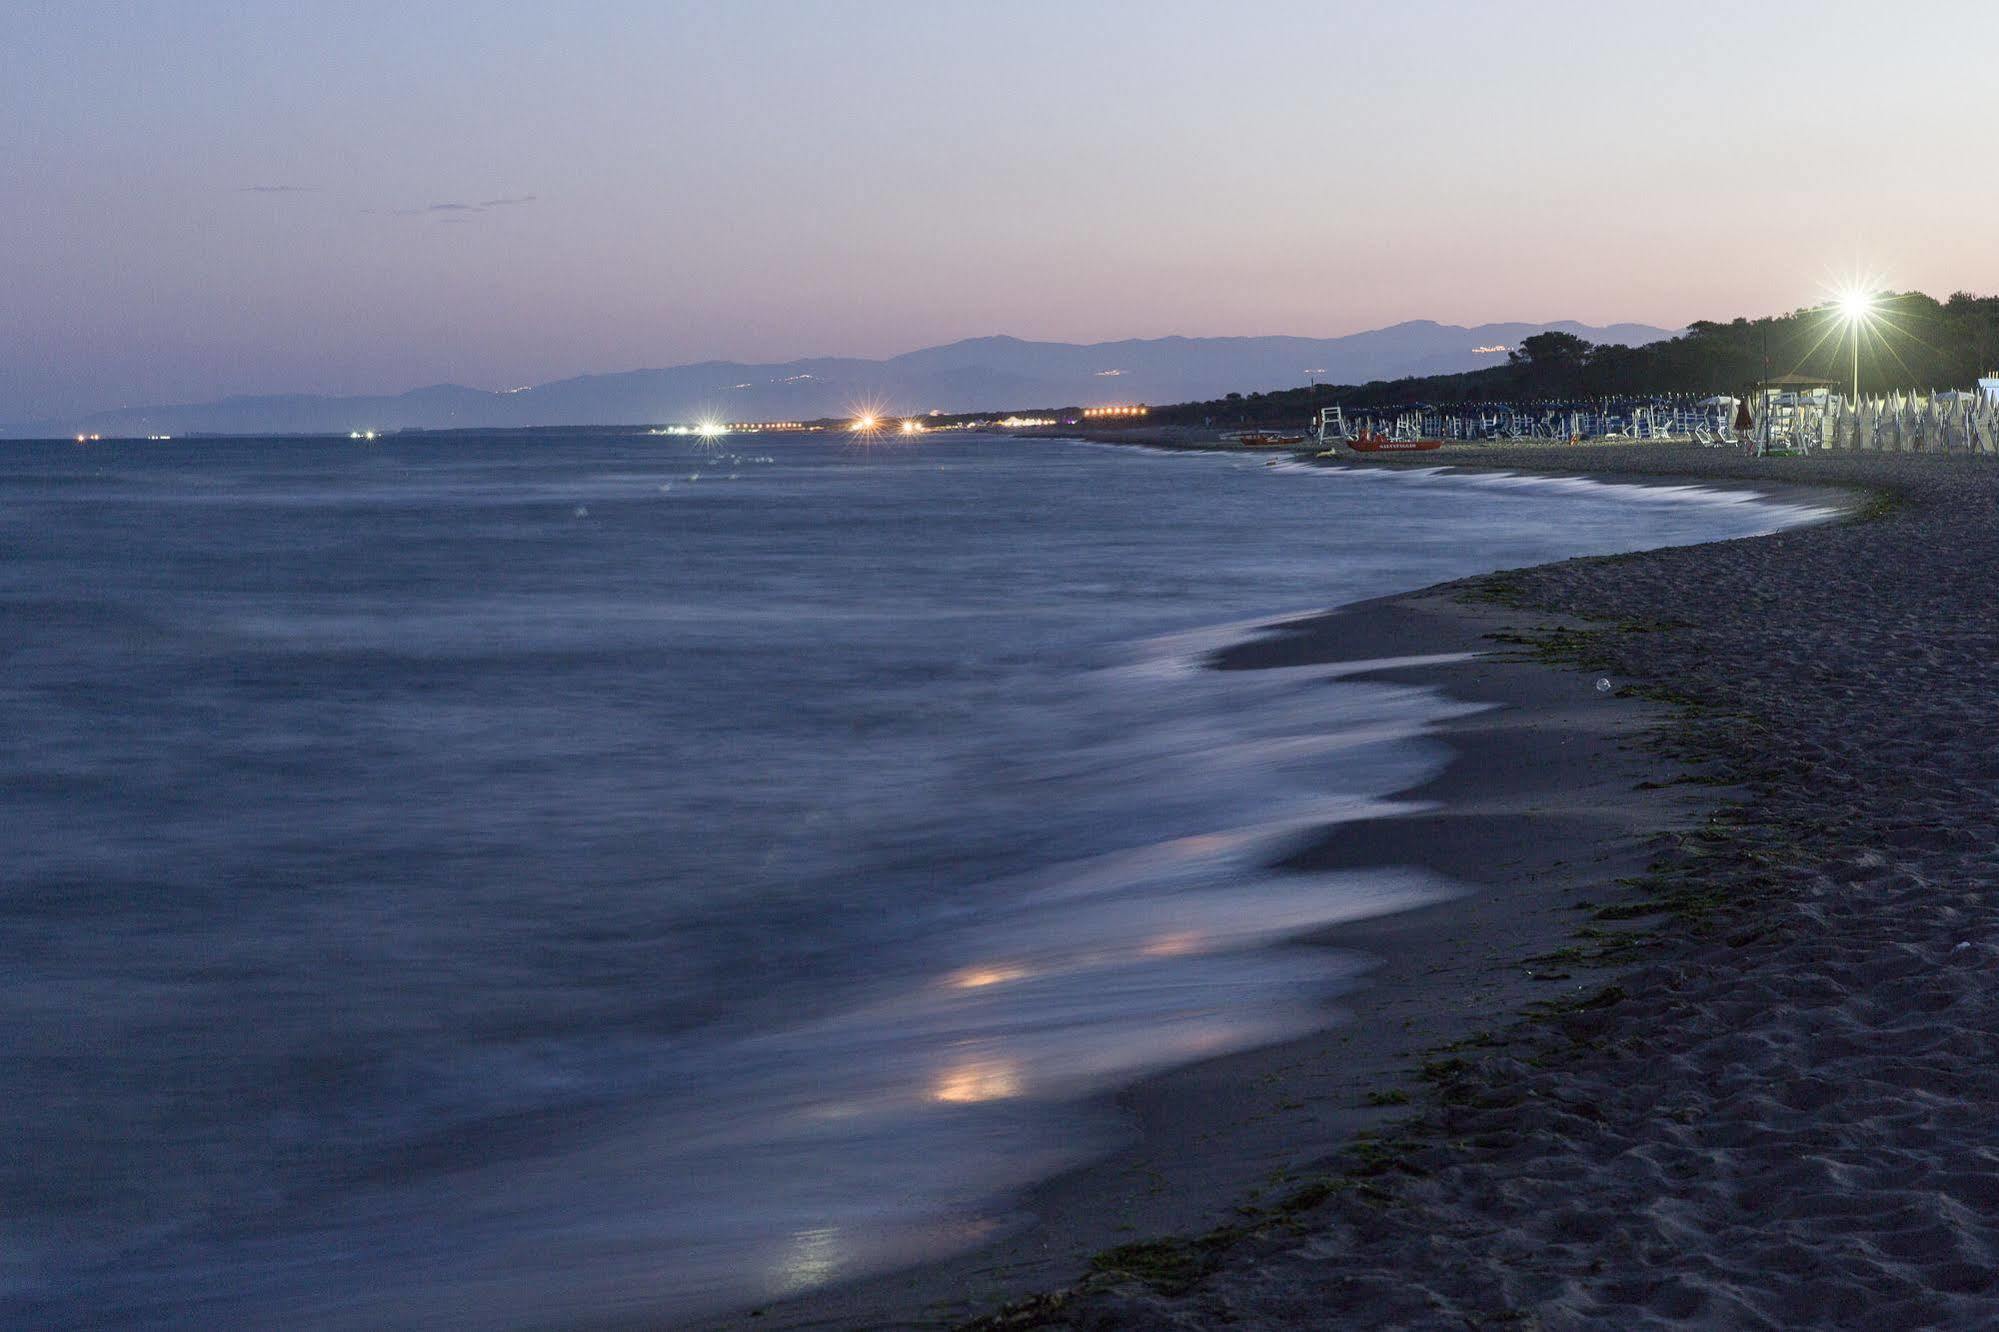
<box><xmin>0</xmin><ymin>433</ymin><xmax>1820</xmax><ymax>1328</ymax></box>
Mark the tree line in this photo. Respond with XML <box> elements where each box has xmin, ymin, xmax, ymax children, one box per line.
<box><xmin>1147</xmin><ymin>291</ymin><xmax>1999</xmax><ymax>428</ymax></box>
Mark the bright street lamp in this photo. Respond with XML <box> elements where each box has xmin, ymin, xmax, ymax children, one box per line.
<box><xmin>1835</xmin><ymin>289</ymin><xmax>1878</xmax><ymax>406</ymax></box>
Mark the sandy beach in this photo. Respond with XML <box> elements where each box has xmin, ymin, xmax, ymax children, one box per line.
<box><xmin>736</xmin><ymin>443</ymin><xmax>1999</xmax><ymax>1330</ymax></box>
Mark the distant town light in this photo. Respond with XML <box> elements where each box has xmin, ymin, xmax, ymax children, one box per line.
<box><xmin>1081</xmin><ymin>405</ymin><xmax>1148</xmax><ymax>419</ymax></box>
<box><xmin>696</xmin><ymin>419</ymin><xmax>727</xmax><ymax>438</ymax></box>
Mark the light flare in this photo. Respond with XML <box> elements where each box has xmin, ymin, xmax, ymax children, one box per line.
<box><xmin>844</xmin><ymin>400</ymin><xmax>892</xmax><ymax>441</ymax></box>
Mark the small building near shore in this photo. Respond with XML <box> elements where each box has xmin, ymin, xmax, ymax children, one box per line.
<box><xmin>1755</xmin><ymin>372</ymin><xmax>1839</xmax><ymax>403</ymax></box>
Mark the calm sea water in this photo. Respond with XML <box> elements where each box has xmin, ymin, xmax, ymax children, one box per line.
<box><xmin>1</xmin><ymin>434</ymin><xmax>1816</xmax><ymax>1328</ymax></box>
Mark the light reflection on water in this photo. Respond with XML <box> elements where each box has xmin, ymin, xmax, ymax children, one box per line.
<box><xmin>774</xmin><ymin>1227</ymin><xmax>842</xmax><ymax>1296</ymax></box>
<box><xmin>930</xmin><ymin>1056</ymin><xmax>1025</xmax><ymax>1105</ymax></box>
<box><xmin>948</xmin><ymin>963</ymin><xmax>1035</xmax><ymax>990</ymax></box>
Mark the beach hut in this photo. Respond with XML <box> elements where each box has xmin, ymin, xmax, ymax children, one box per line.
<box><xmin>1754</xmin><ymin>373</ymin><xmax>1838</xmax><ymax>400</ymax></box>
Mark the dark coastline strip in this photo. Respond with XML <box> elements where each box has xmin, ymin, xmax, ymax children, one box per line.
<box><xmin>951</xmin><ymin>447</ymin><xmax>1999</xmax><ymax>1330</ymax></box>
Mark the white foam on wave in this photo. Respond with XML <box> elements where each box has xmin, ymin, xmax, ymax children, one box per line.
<box><xmin>1260</xmin><ymin>454</ymin><xmax>1841</xmax><ymax>529</ymax></box>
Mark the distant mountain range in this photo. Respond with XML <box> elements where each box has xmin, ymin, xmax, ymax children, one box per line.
<box><xmin>5</xmin><ymin>321</ymin><xmax>1677</xmax><ymax>438</ymax></box>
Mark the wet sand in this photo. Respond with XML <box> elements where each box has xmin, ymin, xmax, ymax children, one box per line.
<box><xmin>935</xmin><ymin>446</ymin><xmax>1999</xmax><ymax>1330</ymax></box>
<box><xmin>723</xmin><ymin>444</ymin><xmax>1914</xmax><ymax>1329</ymax></box>
<box><xmin>728</xmin><ymin>593</ymin><xmax>1712</xmax><ymax>1332</ymax></box>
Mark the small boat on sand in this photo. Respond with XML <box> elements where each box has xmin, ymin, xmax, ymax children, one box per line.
<box><xmin>1226</xmin><ymin>432</ymin><xmax>1306</xmax><ymax>447</ymax></box>
<box><xmin>1344</xmin><ymin>431</ymin><xmax>1441</xmax><ymax>453</ymax></box>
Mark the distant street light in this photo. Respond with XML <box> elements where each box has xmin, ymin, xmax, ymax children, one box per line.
<box><xmin>1305</xmin><ymin>368</ymin><xmax>1328</xmax><ymax>387</ymax></box>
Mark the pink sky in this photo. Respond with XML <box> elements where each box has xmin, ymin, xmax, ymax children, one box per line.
<box><xmin>6</xmin><ymin>0</ymin><xmax>1996</xmax><ymax>418</ymax></box>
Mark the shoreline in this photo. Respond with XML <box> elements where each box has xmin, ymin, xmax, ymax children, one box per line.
<box><xmin>961</xmin><ymin>447</ymin><xmax>1999</xmax><ymax>1329</ymax></box>
<box><xmin>725</xmin><ymin>448</ymin><xmax>1860</xmax><ymax>1330</ymax></box>
<box><xmin>1052</xmin><ymin>425</ymin><xmax>1871</xmax><ymax>518</ymax></box>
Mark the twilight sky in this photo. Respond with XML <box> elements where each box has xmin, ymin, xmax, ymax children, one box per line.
<box><xmin>6</xmin><ymin>0</ymin><xmax>1997</xmax><ymax>420</ymax></box>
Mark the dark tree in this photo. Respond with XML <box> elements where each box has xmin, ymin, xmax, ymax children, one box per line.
<box><xmin>1508</xmin><ymin>331</ymin><xmax>1592</xmax><ymax>368</ymax></box>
